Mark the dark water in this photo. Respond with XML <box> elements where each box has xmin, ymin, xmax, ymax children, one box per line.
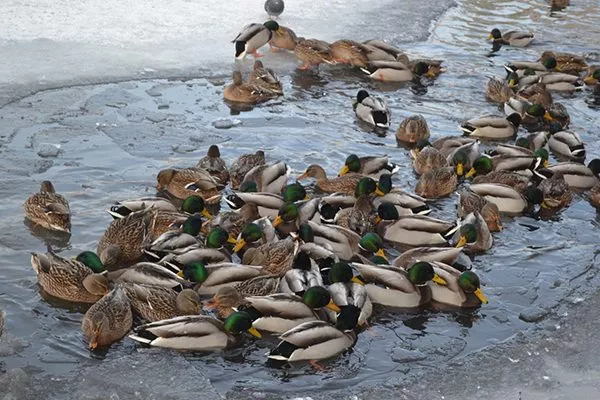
<box><xmin>1</xmin><ymin>0</ymin><xmax>599</xmax><ymax>398</ymax></box>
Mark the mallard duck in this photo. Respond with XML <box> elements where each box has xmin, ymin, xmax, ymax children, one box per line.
<box><xmin>456</xmin><ymin>212</ymin><xmax>492</xmax><ymax>254</ymax></box>
<box><xmin>242</xmin><ymin>236</ymin><xmax>299</xmax><ymax>276</ymax></box>
<box><xmin>518</xmin><ymin>82</ymin><xmax>553</xmax><ymax>108</ymax></box>
<box><xmin>129</xmin><ymin>311</ymin><xmax>261</xmax><ymax>350</ymax></box>
<box><xmin>297</xmin><ymin>164</ymin><xmax>363</xmax><ymax>195</ymax></box>
<box><xmin>489</xmin><ymin>28</ymin><xmax>534</xmax><ymax>47</ymax></box>
<box><xmin>354</xmin><ymin>90</ymin><xmax>391</xmax><ymax>129</ymax></box>
<box><xmin>195</xmin><ymin>145</ymin><xmax>229</xmax><ymax>184</ymax></box>
<box><xmin>24</xmin><ymin>181</ymin><xmax>71</xmax><ymax>234</ymax></box>
<box><xmin>232</xmin><ymin>21</ymin><xmax>281</xmax><ymax>59</ymax></box>
<box><xmin>457</xmin><ymin>187</ymin><xmax>503</xmax><ymax>232</ymax></box>
<box><xmin>414</xmin><ymin>167</ymin><xmax>458</xmax><ymax>199</ymax></box>
<box><xmin>325</xmin><ymin>262</ymin><xmax>371</xmax><ymax>326</ymax></box>
<box><xmin>362</xmin><ymin>39</ymin><xmax>409</xmax><ymax>63</ymax></box>
<box><xmin>241</xmin><ymin>161</ymin><xmax>290</xmax><ymax>194</ymax></box>
<box><xmin>97</xmin><ymin>208</ymin><xmax>155</xmax><ymax>269</ymax></box>
<box><xmin>467</xmin><ymin>151</ymin><xmax>548</xmax><ymax>179</ymax></box>
<box><xmin>505</xmin><ymin>57</ymin><xmax>556</xmax><ymax>76</ymax></box>
<box><xmin>353</xmin><ymin>261</ymin><xmax>446</xmax><ymax>308</ymax></box>
<box><xmin>249</xmin><ymin>60</ymin><xmax>283</xmax><ymax>95</ymax></box>
<box><xmin>547</xmin><ymin>159</ymin><xmax>600</xmax><ymax>189</ymax></box>
<box><xmin>372</xmin><ymin>176</ymin><xmax>430</xmax><ymax>216</ymax></box>
<box><xmin>333</xmin><ymin>195</ymin><xmax>374</xmax><ymax>236</ymax></box>
<box><xmin>538</xmin><ymin>73</ymin><xmax>584</xmax><ymax>92</ymax></box>
<box><xmin>428</xmin><ymin>263</ymin><xmax>488</xmax><ymax>307</ymax></box>
<box><xmin>225</xmin><ymin>192</ymin><xmax>281</xmax><ymax>220</ymax></box>
<box><xmin>447</xmin><ymin>140</ymin><xmax>481</xmax><ymax>173</ymax></box>
<box><xmin>265</xmin><ymin>0</ymin><xmax>284</xmax><ymax>17</ymax></box>
<box><xmin>185</xmin><ymin>262</ymin><xmax>265</xmax><ymax>295</ymax></box>
<box><xmin>107</xmin><ymin>197</ymin><xmax>177</xmax><ymax>219</ymax></box>
<box><xmin>548</xmin><ymin>129</ymin><xmax>585</xmax><ymax>161</ymax></box>
<box><xmin>469</xmin><ymin>183</ymin><xmax>543</xmax><ymax>214</ymax></box>
<box><xmin>410</xmin><ymin>143</ymin><xmax>449</xmax><ymax>176</ymax></box>
<box><xmin>223</xmin><ymin>70</ymin><xmax>278</xmax><ymax>104</ymax></box>
<box><xmin>231</xmin><ymin>220</ymin><xmax>278</xmax><ymax>254</ymax></box>
<box><xmin>535</xmin><ymin>170</ymin><xmax>572</xmax><ymax>210</ymax></box>
<box><xmin>589</xmin><ymin>183</ymin><xmax>600</xmax><ymax>208</ymax></box>
<box><xmin>460</xmin><ymin>114</ymin><xmax>522</xmax><ymax>139</ymax></box>
<box><xmin>337</xmin><ymin>154</ymin><xmax>399</xmax><ymax>178</ymax></box>
<box><xmin>375</xmin><ymin>204</ymin><xmax>458</xmax><ymax>247</ymax></box>
<box><xmin>160</xmin><ymin>248</ymin><xmax>230</xmax><ymax>271</ymax></box>
<box><xmin>108</xmin><ymin>261</ymin><xmax>199</xmax><ymax>289</ymax></box>
<box><xmin>471</xmin><ymin>170</ymin><xmax>530</xmax><ymax>192</ymax></box>
<box><xmin>361</xmin><ymin>60</ymin><xmax>429</xmax><ymax>82</ymax></box>
<box><xmin>124</xmin><ymin>284</ymin><xmax>200</xmax><ymax>322</ymax></box>
<box><xmin>545</xmin><ymin>103</ymin><xmax>570</xmax><ymax>130</ymax></box>
<box><xmin>143</xmin><ymin>215</ymin><xmax>203</xmax><ymax>260</ymax></box>
<box><xmin>431</xmin><ymin>136</ymin><xmax>477</xmax><ymax>158</ymax></box>
<box><xmin>305</xmin><ymin>220</ymin><xmax>361</xmax><ymax>261</ymax></box>
<box><xmin>268</xmin><ymin>304</ymin><xmax>360</xmax><ymax>362</ymax></box>
<box><xmin>486</xmin><ymin>77</ymin><xmax>514</xmax><ymax>104</ymax></box>
<box><xmin>203</xmin><ymin>280</ymin><xmax>278</xmax><ymax>319</ymax></box>
<box><xmin>392</xmin><ymin>247</ymin><xmax>469</xmax><ymax>270</ymax></box>
<box><xmin>328</xmin><ymin>39</ymin><xmax>371</xmax><ymax>67</ymax></box>
<box><xmin>229</xmin><ymin>150</ymin><xmax>265</xmax><ymax>190</ymax></box>
<box><xmin>81</xmin><ymin>286</ymin><xmax>132</xmax><ymax>350</ymax></box>
<box><xmin>279</xmin><ymin>250</ymin><xmax>324</xmax><ymax>294</ymax></box>
<box><xmin>271</xmin><ymin>199</ymin><xmax>321</xmax><ymax>235</ymax></box>
<box><xmin>584</xmin><ymin>66</ymin><xmax>600</xmax><ymax>86</ymax></box>
<box><xmin>294</xmin><ymin>38</ymin><xmax>335</xmax><ymax>70</ymax></box>
<box><xmin>269</xmin><ymin>25</ymin><xmax>298</xmax><ymax>51</ymax></box>
<box><xmin>156</xmin><ymin>167</ymin><xmax>222</xmax><ymax>203</ymax></box>
<box><xmin>539</xmin><ymin>50</ymin><xmax>587</xmax><ymax>75</ymax></box>
<box><xmin>396</xmin><ymin>115</ymin><xmax>430</xmax><ymax>145</ymax></box>
<box><xmin>30</xmin><ymin>250</ymin><xmax>109</xmax><ymax>303</ymax></box>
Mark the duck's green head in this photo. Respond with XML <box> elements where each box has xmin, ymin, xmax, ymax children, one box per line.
<box><xmin>515</xmin><ymin>137</ymin><xmax>530</xmax><ymax>149</ymax></box>
<box><xmin>584</xmin><ymin>69</ymin><xmax>600</xmax><ymax>85</ymax></box>
<box><xmin>357</xmin><ymin>90</ymin><xmax>370</xmax><ymax>104</ymax></box>
<box><xmin>292</xmin><ymin>251</ymin><xmax>312</xmax><ymax>271</ymax></box>
<box><xmin>542</xmin><ymin>56</ymin><xmax>557</xmax><ymax>70</ymax></box>
<box><xmin>335</xmin><ymin>305</ymin><xmax>361</xmax><ymax>331</ymax></box>
<box><xmin>339</xmin><ymin>154</ymin><xmax>361</xmax><ymax>175</ymax></box>
<box><xmin>273</xmin><ymin>202</ymin><xmax>299</xmax><ymax>228</ymax></box>
<box><xmin>281</xmin><ymin>183</ymin><xmax>307</xmax><ymax>203</ymax></box>
<box><xmin>377</xmin><ymin>174</ymin><xmax>393</xmax><ymax>195</ymax></box>
<box><xmin>329</xmin><ymin>262</ymin><xmax>363</xmax><ymax>285</ymax></box>
<box><xmin>177</xmin><ymin>262</ymin><xmax>209</xmax><ymax>283</ymax></box>
<box><xmin>488</xmin><ymin>28</ymin><xmax>502</xmax><ymax>40</ymax></box>
<box><xmin>376</xmin><ymin>202</ymin><xmax>399</xmax><ymax>223</ymax></box>
<box><xmin>523</xmin><ymin>186</ymin><xmax>543</xmax><ymax>206</ymax></box>
<box><xmin>507</xmin><ymin>113</ymin><xmax>522</xmax><ymax>128</ymax></box>
<box><xmin>588</xmin><ymin>159</ymin><xmax>600</xmax><ymax>176</ymax></box>
<box><xmin>303</xmin><ymin>286</ymin><xmax>341</xmax><ymax>312</ymax></box>
<box><xmin>233</xmin><ymin>223</ymin><xmax>263</xmax><ymax>253</ymax></box>
<box><xmin>297</xmin><ymin>223</ymin><xmax>314</xmax><ymax>243</ymax></box>
<box><xmin>465</xmin><ymin>155</ymin><xmax>493</xmax><ymax>178</ymax></box>
<box><xmin>206</xmin><ymin>227</ymin><xmax>237</xmax><ymax>249</ymax></box>
<box><xmin>458</xmin><ymin>270</ymin><xmax>488</xmax><ymax>304</ymax></box>
<box><xmin>182</xmin><ymin>196</ymin><xmax>212</xmax><ymax>219</ymax></box>
<box><xmin>359</xmin><ymin>232</ymin><xmax>387</xmax><ymax>260</ymax></box>
<box><xmin>223</xmin><ymin>311</ymin><xmax>262</xmax><ymax>338</ymax></box>
<box><xmin>239</xmin><ymin>180</ymin><xmax>258</xmax><ymax>193</ymax></box>
<box><xmin>355</xmin><ymin>177</ymin><xmax>385</xmax><ymax>197</ymax></box>
<box><xmin>413</xmin><ymin>62</ymin><xmax>430</xmax><ymax>77</ymax></box>
<box><xmin>406</xmin><ymin>261</ymin><xmax>447</xmax><ymax>286</ymax></box>
<box><xmin>455</xmin><ymin>223</ymin><xmax>478</xmax><ymax>248</ymax></box>
<box><xmin>452</xmin><ymin>150</ymin><xmax>469</xmax><ymax>176</ymax></box>
<box><xmin>182</xmin><ymin>214</ymin><xmax>203</xmax><ymax>236</ymax></box>
<box><xmin>75</xmin><ymin>251</ymin><xmax>106</xmax><ymax>273</ymax></box>
<box><xmin>533</xmin><ymin>148</ymin><xmax>550</xmax><ymax>168</ymax></box>
<box><xmin>526</xmin><ymin>104</ymin><xmax>546</xmax><ymax>118</ymax></box>
<box><xmin>548</xmin><ymin>122</ymin><xmax>563</xmax><ymax>134</ymax></box>
<box><xmin>523</xmin><ymin>68</ymin><xmax>537</xmax><ymax>76</ymax></box>
<box><xmin>507</xmin><ymin>72</ymin><xmax>519</xmax><ymax>88</ymax></box>
<box><xmin>263</xmin><ymin>20</ymin><xmax>280</xmax><ymax>32</ymax></box>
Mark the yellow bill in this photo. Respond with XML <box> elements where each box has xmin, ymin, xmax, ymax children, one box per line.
<box><xmin>374</xmin><ymin>216</ymin><xmax>382</xmax><ymax>225</ymax></box>
<box><xmin>338</xmin><ymin>165</ymin><xmax>350</xmax><ymax>176</ymax></box>
<box><xmin>543</xmin><ymin>159</ymin><xmax>549</xmax><ymax>168</ymax></box>
<box><xmin>375</xmin><ymin>186</ymin><xmax>386</xmax><ymax>196</ymax></box>
<box><xmin>465</xmin><ymin>167</ymin><xmax>476</xmax><ymax>178</ymax></box>
<box><xmin>474</xmin><ymin>288</ymin><xmax>489</xmax><ymax>304</ymax></box>
<box><xmin>543</xmin><ymin>111</ymin><xmax>554</xmax><ymax>121</ymax></box>
<box><xmin>583</xmin><ymin>76</ymin><xmax>598</xmax><ymax>85</ymax></box>
<box><xmin>456</xmin><ymin>163</ymin><xmax>464</xmax><ymax>176</ymax></box>
<box><xmin>351</xmin><ymin>276</ymin><xmax>365</xmax><ymax>285</ymax></box>
<box><xmin>455</xmin><ymin>235</ymin><xmax>468</xmax><ymax>248</ymax></box>
<box><xmin>432</xmin><ymin>273</ymin><xmax>447</xmax><ymax>286</ymax></box>
<box><xmin>227</xmin><ymin>235</ymin><xmax>238</xmax><ymax>244</ymax></box>
<box><xmin>248</xmin><ymin>326</ymin><xmax>262</xmax><ymax>338</ymax></box>
<box><xmin>177</xmin><ymin>270</ymin><xmax>185</xmax><ymax>278</ymax></box>
<box><xmin>487</xmin><ymin>34</ymin><xmax>494</xmax><ymax>40</ymax></box>
<box><xmin>232</xmin><ymin>239</ymin><xmax>246</xmax><ymax>253</ymax></box>
<box><xmin>508</xmin><ymin>78</ymin><xmax>517</xmax><ymax>88</ymax></box>
<box><xmin>326</xmin><ymin>300</ymin><xmax>342</xmax><ymax>313</ymax></box>
<box><xmin>375</xmin><ymin>248</ymin><xmax>388</xmax><ymax>261</ymax></box>
<box><xmin>201</xmin><ymin>209</ymin><xmax>213</xmax><ymax>220</ymax></box>
<box><xmin>272</xmin><ymin>215</ymin><xmax>283</xmax><ymax>228</ymax></box>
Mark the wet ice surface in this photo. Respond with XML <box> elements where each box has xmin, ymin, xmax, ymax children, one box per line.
<box><xmin>1</xmin><ymin>0</ymin><xmax>600</xmax><ymax>399</ymax></box>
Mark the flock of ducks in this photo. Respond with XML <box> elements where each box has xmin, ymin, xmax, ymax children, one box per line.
<box><xmin>6</xmin><ymin>0</ymin><xmax>600</xmax><ymax>369</ymax></box>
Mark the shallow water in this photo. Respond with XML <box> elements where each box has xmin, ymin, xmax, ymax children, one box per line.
<box><xmin>1</xmin><ymin>0</ymin><xmax>599</xmax><ymax>398</ymax></box>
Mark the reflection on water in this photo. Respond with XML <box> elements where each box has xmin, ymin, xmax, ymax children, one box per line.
<box><xmin>0</xmin><ymin>0</ymin><xmax>599</xmax><ymax>398</ymax></box>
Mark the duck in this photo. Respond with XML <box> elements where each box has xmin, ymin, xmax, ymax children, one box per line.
<box><xmin>229</xmin><ymin>150</ymin><xmax>266</xmax><ymax>190</ymax></box>
<box><xmin>353</xmin><ymin>261</ymin><xmax>447</xmax><ymax>308</ymax></box>
<box><xmin>537</xmin><ymin>73</ymin><xmax>584</xmax><ymax>92</ymax></box>
<box><xmin>548</xmin><ymin>128</ymin><xmax>586</xmax><ymax>161</ymax></box>
<box><xmin>466</xmin><ymin>151</ymin><xmax>548</xmax><ymax>179</ymax></box>
<box><xmin>545</xmin><ymin>103</ymin><xmax>570</xmax><ymax>130</ymax></box>
<box><xmin>188</xmin><ymin>262</ymin><xmax>265</xmax><ymax>295</ymax></box>
<box><xmin>294</xmin><ymin>38</ymin><xmax>335</xmax><ymax>70</ymax></box>
<box><xmin>23</xmin><ymin>181</ymin><xmax>71</xmax><ymax>234</ymax></box>
<box><xmin>107</xmin><ymin>197</ymin><xmax>178</xmax><ymax>220</ymax></box>
<box><xmin>156</xmin><ymin>167</ymin><xmax>222</xmax><ymax>203</ymax></box>
<box><xmin>232</xmin><ymin>21</ymin><xmax>281</xmax><ymax>59</ymax></box>
<box><xmin>329</xmin><ymin>39</ymin><xmax>371</xmax><ymax>67</ymax></box>
<box><xmin>392</xmin><ymin>247</ymin><xmax>469</xmax><ymax>270</ymax></box>
<box><xmin>486</xmin><ymin>77</ymin><xmax>514</xmax><ymax>104</ymax></box>
<box><xmin>456</xmin><ymin>212</ymin><xmax>492</xmax><ymax>254</ymax></box>
<box><xmin>269</xmin><ymin>25</ymin><xmax>298</xmax><ymax>51</ymax></box>
<box><xmin>549</xmin><ymin>0</ymin><xmax>569</xmax><ymax>11</ymax></box>
<box><xmin>223</xmin><ymin>70</ymin><xmax>278</xmax><ymax>105</ymax></box>
<box><xmin>457</xmin><ymin>187</ymin><xmax>503</xmax><ymax>232</ymax></box>
<box><xmin>469</xmin><ymin>183</ymin><xmax>543</xmax><ymax>214</ymax></box>
<box><xmin>338</xmin><ymin>154</ymin><xmax>399</xmax><ymax>178</ymax></box>
<box><xmin>107</xmin><ymin>260</ymin><xmax>200</xmax><ymax>289</ymax></box>
<box><xmin>97</xmin><ymin>207</ymin><xmax>156</xmax><ymax>269</ymax></box>
<box><xmin>271</xmin><ymin>199</ymin><xmax>321</xmax><ymax>235</ymax></box>
<box><xmin>241</xmin><ymin>161</ymin><xmax>290</xmax><ymax>194</ymax></box>
<box><xmin>584</xmin><ymin>66</ymin><xmax>600</xmax><ymax>86</ymax></box>
<box><xmin>354</xmin><ymin>90</ymin><xmax>391</xmax><ymax>129</ymax></box>
<box><xmin>333</xmin><ymin>195</ymin><xmax>375</xmax><ymax>236</ymax></box>
<box><xmin>538</xmin><ymin>50</ymin><xmax>587</xmax><ymax>75</ymax></box>
<box><xmin>489</xmin><ymin>28</ymin><xmax>534</xmax><ymax>47</ymax></box>
<box><xmin>203</xmin><ymin>281</ymin><xmax>279</xmax><ymax>319</ymax></box>
<box><xmin>267</xmin><ymin>304</ymin><xmax>361</xmax><ymax>363</ymax></box>
<box><xmin>361</xmin><ymin>60</ymin><xmax>430</xmax><ymax>82</ymax></box>
<box><xmin>396</xmin><ymin>115</ymin><xmax>430</xmax><ymax>145</ymax></box>
<box><xmin>414</xmin><ymin>167</ymin><xmax>458</xmax><ymax>199</ymax></box>
<box><xmin>518</xmin><ymin>82</ymin><xmax>553</xmax><ymax>108</ymax></box>
<box><xmin>265</xmin><ymin>0</ymin><xmax>284</xmax><ymax>18</ymax></box>
<box><xmin>471</xmin><ymin>170</ymin><xmax>530</xmax><ymax>192</ymax></box>
<box><xmin>195</xmin><ymin>145</ymin><xmax>230</xmax><ymax>185</ymax></box>
<box><xmin>297</xmin><ymin>164</ymin><xmax>363</xmax><ymax>195</ymax></box>
<box><xmin>460</xmin><ymin>114</ymin><xmax>522</xmax><ymax>139</ymax></box>
<box><xmin>249</xmin><ymin>60</ymin><xmax>283</xmax><ymax>95</ymax></box>
<box><xmin>547</xmin><ymin>159</ymin><xmax>600</xmax><ymax>189</ymax></box>
<box><xmin>305</xmin><ymin>220</ymin><xmax>361</xmax><ymax>261</ymax></box>
<box><xmin>143</xmin><ymin>214</ymin><xmax>204</xmax><ymax>260</ymax></box>
<box><xmin>30</xmin><ymin>250</ymin><xmax>109</xmax><ymax>304</ymax></box>
<box><xmin>81</xmin><ymin>286</ymin><xmax>133</xmax><ymax>350</ymax></box>
<box><xmin>206</xmin><ymin>204</ymin><xmax>260</xmax><ymax>240</ymax></box>
<box><xmin>326</xmin><ymin>262</ymin><xmax>372</xmax><ymax>326</ymax></box>
<box><xmin>375</xmin><ymin>204</ymin><xmax>458</xmax><ymax>247</ymax></box>
<box><xmin>279</xmin><ymin>250</ymin><xmax>324</xmax><ymax>294</ymax></box>
<box><xmin>242</xmin><ymin>236</ymin><xmax>300</xmax><ymax>276</ymax></box>
<box><xmin>236</xmin><ymin>286</ymin><xmax>341</xmax><ymax>334</ymax></box>
<box><xmin>129</xmin><ymin>311</ymin><xmax>261</xmax><ymax>351</ymax></box>
<box><xmin>505</xmin><ymin>57</ymin><xmax>557</xmax><ymax>76</ymax></box>
<box><xmin>431</xmin><ymin>136</ymin><xmax>477</xmax><ymax>158</ymax></box>
<box><xmin>535</xmin><ymin>170</ymin><xmax>572</xmax><ymax>210</ymax></box>
<box><xmin>372</xmin><ymin>175</ymin><xmax>430</xmax><ymax>216</ymax></box>
<box><xmin>124</xmin><ymin>284</ymin><xmax>201</xmax><ymax>322</ymax></box>
<box><xmin>428</xmin><ymin>263</ymin><xmax>488</xmax><ymax>307</ymax></box>
<box><xmin>225</xmin><ymin>186</ymin><xmax>302</xmax><ymax>220</ymax></box>
<box><xmin>230</xmin><ymin>222</ymin><xmax>269</xmax><ymax>254</ymax></box>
